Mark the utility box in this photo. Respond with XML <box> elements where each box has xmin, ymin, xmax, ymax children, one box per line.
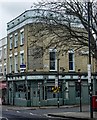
<box><xmin>92</xmin><ymin>95</ymin><xmax>97</xmax><ymax>111</ymax></box>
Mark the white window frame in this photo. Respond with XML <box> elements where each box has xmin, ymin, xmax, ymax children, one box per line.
<box><xmin>0</xmin><ymin>64</ymin><xmax>2</xmax><ymax>73</ymax></box>
<box><xmin>9</xmin><ymin>57</ymin><xmax>12</xmax><ymax>73</ymax></box>
<box><xmin>20</xmin><ymin>29</ymin><xmax>24</xmax><ymax>45</ymax></box>
<box><xmin>49</xmin><ymin>48</ymin><xmax>57</xmax><ymax>71</ymax></box>
<box><xmin>4</xmin><ymin>65</ymin><xmax>6</xmax><ymax>76</ymax></box>
<box><xmin>4</xmin><ymin>46</ymin><xmax>6</xmax><ymax>57</ymax></box>
<box><xmin>14</xmin><ymin>33</ymin><xmax>18</xmax><ymax>47</ymax></box>
<box><xmin>0</xmin><ymin>49</ymin><xmax>2</xmax><ymax>59</ymax></box>
<box><xmin>68</xmin><ymin>50</ymin><xmax>75</xmax><ymax>71</ymax></box>
<box><xmin>14</xmin><ymin>53</ymin><xmax>18</xmax><ymax>73</ymax></box>
<box><xmin>20</xmin><ymin>51</ymin><xmax>24</xmax><ymax>65</ymax></box>
<box><xmin>10</xmin><ymin>35</ymin><xmax>13</xmax><ymax>49</ymax></box>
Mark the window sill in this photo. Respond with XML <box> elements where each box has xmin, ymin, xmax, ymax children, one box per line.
<box><xmin>20</xmin><ymin>44</ymin><xmax>24</xmax><ymax>47</ymax></box>
<box><xmin>49</xmin><ymin>70</ymin><xmax>57</xmax><ymax>72</ymax></box>
<box><xmin>68</xmin><ymin>70</ymin><xmax>75</xmax><ymax>72</ymax></box>
<box><xmin>14</xmin><ymin>46</ymin><xmax>18</xmax><ymax>49</ymax></box>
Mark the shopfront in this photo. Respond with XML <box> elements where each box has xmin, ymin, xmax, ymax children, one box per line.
<box><xmin>6</xmin><ymin>72</ymin><xmax>97</xmax><ymax>107</ymax></box>
<box><xmin>0</xmin><ymin>82</ymin><xmax>7</xmax><ymax>104</ymax></box>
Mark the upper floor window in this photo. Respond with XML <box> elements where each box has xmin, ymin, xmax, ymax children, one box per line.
<box><xmin>49</xmin><ymin>49</ymin><xmax>57</xmax><ymax>71</ymax></box>
<box><xmin>20</xmin><ymin>52</ymin><xmax>24</xmax><ymax>65</ymax></box>
<box><xmin>9</xmin><ymin>57</ymin><xmax>12</xmax><ymax>73</ymax></box>
<box><xmin>0</xmin><ymin>49</ymin><xmax>2</xmax><ymax>59</ymax></box>
<box><xmin>20</xmin><ymin>29</ymin><xmax>24</xmax><ymax>45</ymax></box>
<box><xmin>4</xmin><ymin>65</ymin><xmax>6</xmax><ymax>76</ymax></box>
<box><xmin>68</xmin><ymin>50</ymin><xmax>75</xmax><ymax>71</ymax></box>
<box><xmin>0</xmin><ymin>65</ymin><xmax>2</xmax><ymax>73</ymax></box>
<box><xmin>14</xmin><ymin>33</ymin><xmax>18</xmax><ymax>47</ymax></box>
<box><xmin>14</xmin><ymin>55</ymin><xmax>18</xmax><ymax>73</ymax></box>
<box><xmin>4</xmin><ymin>47</ymin><xmax>6</xmax><ymax>58</ymax></box>
<box><xmin>10</xmin><ymin>35</ymin><xmax>13</xmax><ymax>49</ymax></box>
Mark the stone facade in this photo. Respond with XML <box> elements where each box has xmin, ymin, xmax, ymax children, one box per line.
<box><xmin>6</xmin><ymin>9</ymin><xmax>97</xmax><ymax>106</ymax></box>
<box><xmin>0</xmin><ymin>37</ymin><xmax>7</xmax><ymax>104</ymax></box>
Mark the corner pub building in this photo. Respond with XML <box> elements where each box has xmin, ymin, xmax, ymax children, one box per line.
<box><xmin>6</xmin><ymin>9</ymin><xmax>97</xmax><ymax>107</ymax></box>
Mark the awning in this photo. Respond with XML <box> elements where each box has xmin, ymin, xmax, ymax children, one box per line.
<box><xmin>0</xmin><ymin>83</ymin><xmax>7</xmax><ymax>89</ymax></box>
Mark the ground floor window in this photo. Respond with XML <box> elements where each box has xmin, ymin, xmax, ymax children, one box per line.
<box><xmin>75</xmin><ymin>82</ymin><xmax>81</xmax><ymax>97</ymax></box>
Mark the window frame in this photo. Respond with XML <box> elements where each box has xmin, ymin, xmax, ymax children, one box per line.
<box><xmin>9</xmin><ymin>35</ymin><xmax>13</xmax><ymax>49</ymax></box>
<box><xmin>14</xmin><ymin>54</ymin><xmax>18</xmax><ymax>73</ymax></box>
<box><xmin>9</xmin><ymin>56</ymin><xmax>12</xmax><ymax>73</ymax></box>
<box><xmin>0</xmin><ymin>49</ymin><xmax>2</xmax><ymax>59</ymax></box>
<box><xmin>14</xmin><ymin>33</ymin><xmax>18</xmax><ymax>48</ymax></box>
<box><xmin>49</xmin><ymin>49</ymin><xmax>57</xmax><ymax>71</ymax></box>
<box><xmin>68</xmin><ymin>50</ymin><xmax>75</xmax><ymax>71</ymax></box>
<box><xmin>20</xmin><ymin>29</ymin><xmax>24</xmax><ymax>45</ymax></box>
<box><xmin>20</xmin><ymin>52</ymin><xmax>24</xmax><ymax>65</ymax></box>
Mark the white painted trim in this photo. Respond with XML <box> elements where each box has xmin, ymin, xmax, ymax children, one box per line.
<box><xmin>15</xmin><ymin>32</ymin><xmax>18</xmax><ymax>35</ymax></box>
<box><xmin>14</xmin><ymin>52</ymin><xmax>18</xmax><ymax>56</ymax></box>
<box><xmin>48</xmin><ymin>75</ymin><xmax>56</xmax><ymax>79</ymax></box>
<box><xmin>4</xmin><ymin>63</ymin><xmax>6</xmax><ymax>66</ymax></box>
<box><xmin>9</xmin><ymin>54</ymin><xmax>12</xmax><ymax>57</ymax></box>
<box><xmin>49</xmin><ymin>48</ymin><xmax>57</xmax><ymax>52</ymax></box>
<box><xmin>20</xmin><ymin>28</ymin><xmax>24</xmax><ymax>33</ymax></box>
<box><xmin>27</xmin><ymin>75</ymin><xmax>43</xmax><ymax>79</ymax></box>
<box><xmin>68</xmin><ymin>49</ymin><xmax>74</xmax><ymax>53</ymax></box>
<box><xmin>9</xmin><ymin>34</ymin><xmax>13</xmax><ymax>38</ymax></box>
<box><xmin>20</xmin><ymin>50</ymin><xmax>24</xmax><ymax>54</ymax></box>
<box><xmin>4</xmin><ymin>46</ymin><xmax>6</xmax><ymax>49</ymax></box>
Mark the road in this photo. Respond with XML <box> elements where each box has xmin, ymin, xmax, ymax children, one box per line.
<box><xmin>2</xmin><ymin>109</ymin><xmax>68</xmax><ymax>120</ymax></box>
<box><xmin>1</xmin><ymin>105</ymin><xmax>88</xmax><ymax>120</ymax></box>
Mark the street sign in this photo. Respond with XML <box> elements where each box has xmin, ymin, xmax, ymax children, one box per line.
<box><xmin>52</xmin><ymin>86</ymin><xmax>60</xmax><ymax>93</ymax></box>
<box><xmin>20</xmin><ymin>64</ymin><xmax>26</xmax><ymax>70</ymax></box>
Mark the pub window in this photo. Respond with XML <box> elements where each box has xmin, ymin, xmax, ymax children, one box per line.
<box><xmin>75</xmin><ymin>82</ymin><xmax>80</xmax><ymax>97</ymax></box>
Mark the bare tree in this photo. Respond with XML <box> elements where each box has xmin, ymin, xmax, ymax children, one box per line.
<box><xmin>29</xmin><ymin>0</ymin><xmax>97</xmax><ymax>60</ymax></box>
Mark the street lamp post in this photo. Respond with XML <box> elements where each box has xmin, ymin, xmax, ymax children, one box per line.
<box><xmin>78</xmin><ymin>69</ymin><xmax>82</xmax><ymax>112</ymax></box>
<box><xmin>38</xmin><ymin>82</ymin><xmax>41</xmax><ymax>108</ymax></box>
<box><xmin>88</xmin><ymin>1</ymin><xmax>93</xmax><ymax>118</ymax></box>
<box><xmin>57</xmin><ymin>58</ymin><xmax>59</xmax><ymax>108</ymax></box>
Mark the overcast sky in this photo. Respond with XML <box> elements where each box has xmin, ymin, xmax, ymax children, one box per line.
<box><xmin>0</xmin><ymin>0</ymin><xmax>44</xmax><ymax>39</ymax></box>
<box><xmin>0</xmin><ymin>0</ymin><xmax>59</xmax><ymax>39</ymax></box>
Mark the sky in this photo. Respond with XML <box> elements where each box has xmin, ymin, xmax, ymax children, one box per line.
<box><xmin>0</xmin><ymin>0</ymin><xmax>44</xmax><ymax>39</ymax></box>
<box><xmin>0</xmin><ymin>0</ymin><xmax>85</xmax><ymax>39</ymax></box>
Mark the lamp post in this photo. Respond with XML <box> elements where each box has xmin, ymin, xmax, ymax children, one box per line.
<box><xmin>88</xmin><ymin>1</ymin><xmax>93</xmax><ymax>118</ymax></box>
<box><xmin>57</xmin><ymin>58</ymin><xmax>60</xmax><ymax>108</ymax></box>
<box><xmin>78</xmin><ymin>69</ymin><xmax>82</xmax><ymax>112</ymax></box>
<box><xmin>38</xmin><ymin>82</ymin><xmax>41</xmax><ymax>108</ymax></box>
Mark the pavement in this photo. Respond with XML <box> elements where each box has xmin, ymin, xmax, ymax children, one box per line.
<box><xmin>48</xmin><ymin>111</ymin><xmax>97</xmax><ymax>120</ymax></box>
<box><xmin>1</xmin><ymin>104</ymin><xmax>97</xmax><ymax>120</ymax></box>
<box><xmin>1</xmin><ymin>104</ymin><xmax>78</xmax><ymax>110</ymax></box>
<box><xmin>47</xmin><ymin>105</ymin><xmax>97</xmax><ymax>120</ymax></box>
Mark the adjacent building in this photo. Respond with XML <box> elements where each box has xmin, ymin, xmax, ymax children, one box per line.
<box><xmin>0</xmin><ymin>37</ymin><xmax>7</xmax><ymax>104</ymax></box>
<box><xmin>6</xmin><ymin>9</ymin><xmax>97</xmax><ymax>106</ymax></box>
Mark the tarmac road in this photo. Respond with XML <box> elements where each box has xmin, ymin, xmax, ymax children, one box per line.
<box><xmin>2</xmin><ymin>105</ymin><xmax>93</xmax><ymax>120</ymax></box>
<box><xmin>2</xmin><ymin>109</ymin><xmax>69</xmax><ymax>120</ymax></box>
